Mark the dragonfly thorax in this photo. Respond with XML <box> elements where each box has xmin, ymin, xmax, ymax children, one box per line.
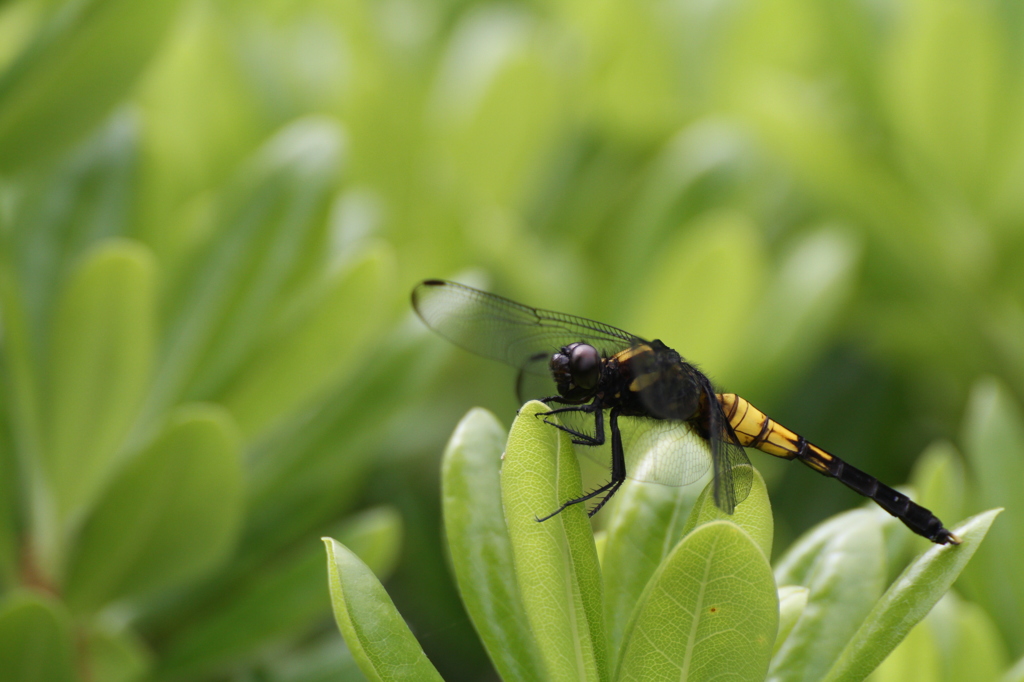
<box><xmin>550</xmin><ymin>342</ymin><xmax>602</xmax><ymax>401</ymax></box>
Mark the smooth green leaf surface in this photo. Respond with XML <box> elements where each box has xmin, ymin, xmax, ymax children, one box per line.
<box><xmin>823</xmin><ymin>509</ymin><xmax>1000</xmax><ymax>682</ymax></box>
<box><xmin>0</xmin><ymin>592</ymin><xmax>75</xmax><ymax>682</ymax></box>
<box><xmin>323</xmin><ymin>538</ymin><xmax>444</xmax><ymax>682</ymax></box>
<box><xmin>43</xmin><ymin>239</ymin><xmax>156</xmax><ymax>528</ymax></box>
<box><xmin>64</xmin><ymin>404</ymin><xmax>243</xmax><ymax>611</ymax></box>
<box><xmin>223</xmin><ymin>244</ymin><xmax>395</xmax><ymax>439</ymax></box>
<box><xmin>154</xmin><ymin>118</ymin><xmax>346</xmax><ymax>415</ymax></box>
<box><xmin>158</xmin><ymin>506</ymin><xmax>401</xmax><ymax>680</ymax></box>
<box><xmin>1004</xmin><ymin>655</ymin><xmax>1024</xmax><ymax>682</ymax></box>
<box><xmin>911</xmin><ymin>442</ymin><xmax>965</xmax><ymax>547</ymax></box>
<box><xmin>768</xmin><ymin>511</ymin><xmax>886</xmax><ymax>682</ymax></box>
<box><xmin>83</xmin><ymin>625</ymin><xmax>152</xmax><ymax>682</ymax></box>
<box><xmin>775</xmin><ymin>586</ymin><xmax>808</xmax><ymax>657</ymax></box>
<box><xmin>681</xmin><ymin>465</ymin><xmax>773</xmax><ymax>559</ymax></box>
<box><xmin>870</xmin><ymin>591</ymin><xmax>1006</xmax><ymax>682</ymax></box>
<box><xmin>626</xmin><ymin>212</ymin><xmax>765</xmax><ymax>382</ymax></box>
<box><xmin>501</xmin><ymin>401</ymin><xmax>607</xmax><ymax>682</ymax></box>
<box><xmin>601</xmin><ymin>477</ymin><xmax>702</xmax><ymax>658</ymax></box>
<box><xmin>774</xmin><ymin>511</ymin><xmax>862</xmax><ymax>586</ymax></box>
<box><xmin>0</xmin><ymin>0</ymin><xmax>183</xmax><ymax>172</ymax></box>
<box><xmin>960</xmin><ymin>379</ymin><xmax>1024</xmax><ymax>646</ymax></box>
<box><xmin>442</xmin><ymin>408</ymin><xmax>545</xmax><ymax>682</ymax></box>
<box><xmin>615</xmin><ymin>521</ymin><xmax>778</xmax><ymax>682</ymax></box>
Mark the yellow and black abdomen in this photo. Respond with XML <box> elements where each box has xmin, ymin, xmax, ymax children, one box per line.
<box><xmin>717</xmin><ymin>393</ymin><xmax>836</xmax><ymax>475</ymax></box>
<box><xmin>716</xmin><ymin>393</ymin><xmax>960</xmax><ymax>545</ymax></box>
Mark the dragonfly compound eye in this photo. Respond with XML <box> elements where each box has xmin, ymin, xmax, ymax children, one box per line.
<box><xmin>570</xmin><ymin>343</ymin><xmax>601</xmax><ymax>390</ymax></box>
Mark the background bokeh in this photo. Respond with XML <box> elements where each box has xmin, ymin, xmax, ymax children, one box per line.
<box><xmin>1</xmin><ymin>0</ymin><xmax>1023</xmax><ymax>680</ymax></box>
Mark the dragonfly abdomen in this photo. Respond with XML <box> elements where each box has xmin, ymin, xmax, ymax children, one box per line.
<box><xmin>718</xmin><ymin>393</ymin><xmax>960</xmax><ymax>544</ymax></box>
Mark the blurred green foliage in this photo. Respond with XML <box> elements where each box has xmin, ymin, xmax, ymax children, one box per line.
<box><xmin>0</xmin><ymin>0</ymin><xmax>1022</xmax><ymax>679</ymax></box>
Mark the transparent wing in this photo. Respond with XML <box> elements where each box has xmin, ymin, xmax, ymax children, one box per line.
<box><xmin>618</xmin><ymin>417</ymin><xmax>714</xmax><ymax>486</ymax></box>
<box><xmin>706</xmin><ymin>386</ymin><xmax>752</xmax><ymax>514</ymax></box>
<box><xmin>412</xmin><ymin>280</ymin><xmax>643</xmax><ymax>375</ymax></box>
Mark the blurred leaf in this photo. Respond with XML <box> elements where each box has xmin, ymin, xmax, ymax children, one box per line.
<box><xmin>626</xmin><ymin>210</ymin><xmax>766</xmax><ymax>382</ymax></box>
<box><xmin>960</xmin><ymin>378</ymin><xmax>1024</xmax><ymax>647</ymax></box>
<box><xmin>1006</xmin><ymin>654</ymin><xmax>1024</xmax><ymax>682</ymax></box>
<box><xmin>865</xmin><ymin>609</ymin><xmax>941</xmax><ymax>682</ymax></box>
<box><xmin>83</xmin><ymin>625</ymin><xmax>152</xmax><ymax>682</ymax></box>
<box><xmin>773</xmin><ymin>511</ymin><xmax>860</xmax><ymax>586</ymax></box>
<box><xmin>241</xmin><ymin>327</ymin><xmax>432</xmax><ymax>567</ymax></box>
<box><xmin>680</xmin><ymin>465</ymin><xmax>773</xmax><ymax>559</ymax></box>
<box><xmin>911</xmin><ymin>441</ymin><xmax>965</xmax><ymax>543</ymax></box>
<box><xmin>438</xmin><ymin>6</ymin><xmax>564</xmax><ymax>211</ymax></box>
<box><xmin>500</xmin><ymin>401</ymin><xmax>607</xmax><ymax>682</ymax></box>
<box><xmin>441</xmin><ymin>408</ymin><xmax>544</xmax><ymax>682</ymax></box>
<box><xmin>926</xmin><ymin>591</ymin><xmax>1007</xmax><ymax>682</ymax></box>
<box><xmin>43</xmin><ymin>238</ymin><xmax>155</xmax><ymax>529</ymax></box>
<box><xmin>775</xmin><ymin>586</ymin><xmax>808</xmax><ymax>657</ymax></box>
<box><xmin>323</xmin><ymin>538</ymin><xmax>444</xmax><ymax>682</ymax></box>
<box><xmin>884</xmin><ymin>0</ymin><xmax>1006</xmax><ymax>202</ymax></box>
<box><xmin>154</xmin><ymin>117</ymin><xmax>346</xmax><ymax>415</ymax></box>
<box><xmin>823</xmin><ymin>510</ymin><xmax>999</xmax><ymax>682</ymax></box>
<box><xmin>10</xmin><ymin>109</ymin><xmax>139</xmax><ymax>338</ymax></box>
<box><xmin>734</xmin><ymin>227</ymin><xmax>860</xmax><ymax>394</ymax></box>
<box><xmin>0</xmin><ymin>0</ymin><xmax>183</xmax><ymax>173</ymax></box>
<box><xmin>768</xmin><ymin>512</ymin><xmax>886</xmax><ymax>682</ymax></box>
<box><xmin>157</xmin><ymin>506</ymin><xmax>400</xmax><ymax>680</ymax></box>
<box><xmin>64</xmin><ymin>404</ymin><xmax>243</xmax><ymax>611</ymax></box>
<box><xmin>259</xmin><ymin>632</ymin><xmax>366</xmax><ymax>682</ymax></box>
<box><xmin>0</xmin><ymin>591</ymin><xmax>75</xmax><ymax>682</ymax></box>
<box><xmin>222</xmin><ymin>242</ymin><xmax>395</xmax><ymax>439</ymax></box>
<box><xmin>615</xmin><ymin>521</ymin><xmax>778</xmax><ymax>682</ymax></box>
<box><xmin>0</xmin><ymin>390</ymin><xmax>17</xmax><ymax>588</ymax></box>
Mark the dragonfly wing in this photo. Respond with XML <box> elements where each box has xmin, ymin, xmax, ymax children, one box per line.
<box><xmin>618</xmin><ymin>417</ymin><xmax>714</xmax><ymax>487</ymax></box>
<box><xmin>412</xmin><ymin>280</ymin><xmax>644</xmax><ymax>373</ymax></box>
<box><xmin>706</xmin><ymin>384</ymin><xmax>752</xmax><ymax>514</ymax></box>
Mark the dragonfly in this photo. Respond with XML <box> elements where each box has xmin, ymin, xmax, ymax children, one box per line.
<box><xmin>412</xmin><ymin>279</ymin><xmax>960</xmax><ymax>545</ymax></box>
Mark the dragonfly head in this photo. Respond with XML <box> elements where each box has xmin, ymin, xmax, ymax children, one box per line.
<box><xmin>550</xmin><ymin>342</ymin><xmax>602</xmax><ymax>400</ymax></box>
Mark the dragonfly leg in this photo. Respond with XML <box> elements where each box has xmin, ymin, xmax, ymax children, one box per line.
<box><xmin>535</xmin><ymin>409</ymin><xmax>626</xmax><ymax>521</ymax></box>
<box><xmin>539</xmin><ymin>402</ymin><xmax>605</xmax><ymax>446</ymax></box>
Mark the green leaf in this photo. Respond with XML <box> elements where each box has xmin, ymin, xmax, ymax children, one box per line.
<box><xmin>501</xmin><ymin>401</ymin><xmax>607</xmax><ymax>682</ymax></box>
<box><xmin>222</xmin><ymin>244</ymin><xmax>396</xmax><ymax>439</ymax></box>
<box><xmin>441</xmin><ymin>408</ymin><xmax>545</xmax><ymax>682</ymax></box>
<box><xmin>625</xmin><ymin>212</ymin><xmax>766</xmax><ymax>383</ymax></box>
<box><xmin>0</xmin><ymin>0</ymin><xmax>184</xmax><ymax>173</ymax></box>
<box><xmin>601</xmin><ymin>477</ymin><xmax>703</xmax><ymax>659</ymax></box>
<box><xmin>64</xmin><ymin>404</ymin><xmax>243</xmax><ymax>611</ymax></box>
<box><xmin>904</xmin><ymin>591</ymin><xmax>1007</xmax><ymax>682</ymax></box>
<box><xmin>822</xmin><ymin>509</ymin><xmax>999</xmax><ymax>682</ymax></box>
<box><xmin>774</xmin><ymin>511</ymin><xmax>862</xmax><ymax>586</ymax></box>
<box><xmin>960</xmin><ymin>379</ymin><xmax>1024</xmax><ymax>645</ymax></box>
<box><xmin>82</xmin><ymin>624</ymin><xmax>152</xmax><ymax>682</ymax></box>
<box><xmin>911</xmin><ymin>441</ymin><xmax>965</xmax><ymax>546</ymax></box>
<box><xmin>43</xmin><ymin>239</ymin><xmax>156</xmax><ymax>528</ymax></box>
<box><xmin>731</xmin><ymin>227</ymin><xmax>859</xmax><ymax>394</ymax></box>
<box><xmin>774</xmin><ymin>586</ymin><xmax>809</xmax><ymax>658</ymax></box>
<box><xmin>680</xmin><ymin>465</ymin><xmax>773</xmax><ymax>559</ymax></box>
<box><xmin>0</xmin><ymin>591</ymin><xmax>76</xmax><ymax>682</ymax></box>
<box><xmin>1004</xmin><ymin>654</ymin><xmax>1024</xmax><ymax>682</ymax></box>
<box><xmin>768</xmin><ymin>511</ymin><xmax>887</xmax><ymax>682</ymax></box>
<box><xmin>323</xmin><ymin>538</ymin><xmax>444</xmax><ymax>682</ymax></box>
<box><xmin>154</xmin><ymin>118</ymin><xmax>346</xmax><ymax>415</ymax></box>
<box><xmin>884</xmin><ymin>0</ymin><xmax>1005</xmax><ymax>200</ymax></box>
<box><xmin>615</xmin><ymin>521</ymin><xmax>778</xmax><ymax>682</ymax></box>
<box><xmin>157</xmin><ymin>507</ymin><xmax>401</xmax><ymax>681</ymax></box>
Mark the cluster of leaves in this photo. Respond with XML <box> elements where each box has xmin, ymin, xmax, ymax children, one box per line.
<box><xmin>325</xmin><ymin>404</ymin><xmax>999</xmax><ymax>681</ymax></box>
<box><xmin>0</xmin><ymin>2</ymin><xmax>423</xmax><ymax>680</ymax></box>
<box><xmin>1</xmin><ymin>0</ymin><xmax>1024</xmax><ymax>679</ymax></box>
